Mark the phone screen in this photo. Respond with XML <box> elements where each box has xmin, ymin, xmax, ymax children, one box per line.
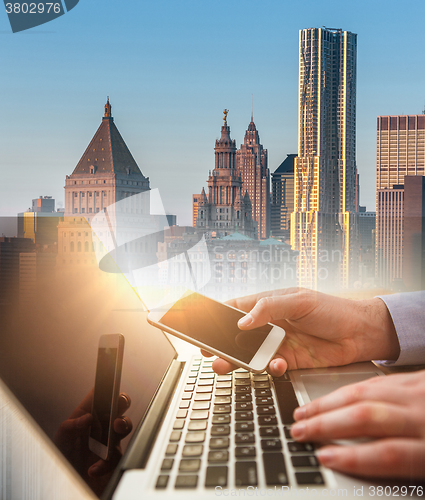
<box><xmin>159</xmin><ymin>292</ymin><xmax>273</xmax><ymax>364</ymax></box>
<box><xmin>90</xmin><ymin>347</ymin><xmax>118</xmax><ymax>446</ymax></box>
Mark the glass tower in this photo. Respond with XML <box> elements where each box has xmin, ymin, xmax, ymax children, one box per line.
<box><xmin>291</xmin><ymin>28</ymin><xmax>358</xmax><ymax>290</ymax></box>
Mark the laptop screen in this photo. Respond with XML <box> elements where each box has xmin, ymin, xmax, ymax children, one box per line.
<box><xmin>0</xmin><ymin>258</ymin><xmax>177</xmax><ymax>497</ymax></box>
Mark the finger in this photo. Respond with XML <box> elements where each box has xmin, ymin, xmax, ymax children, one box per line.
<box><xmin>88</xmin><ymin>458</ymin><xmax>114</xmax><ymax>477</ymax></box>
<box><xmin>114</xmin><ymin>416</ymin><xmax>133</xmax><ymax>436</ymax></box>
<box><xmin>237</xmin><ymin>292</ymin><xmax>314</xmax><ymax>330</ymax></box>
<box><xmin>317</xmin><ymin>439</ymin><xmax>425</xmax><ymax>479</ymax></box>
<box><xmin>226</xmin><ymin>294</ymin><xmax>263</xmax><ymax>313</ymax></box>
<box><xmin>294</xmin><ymin>377</ymin><xmax>409</xmax><ymax>421</ymax></box>
<box><xmin>291</xmin><ymin>402</ymin><xmax>418</xmax><ymax>441</ymax></box>
<box><xmin>267</xmin><ymin>356</ymin><xmax>287</xmax><ymax>377</ymax></box>
<box><xmin>68</xmin><ymin>389</ymin><xmax>94</xmax><ymax>419</ymax></box>
<box><xmin>226</xmin><ymin>288</ymin><xmax>302</xmax><ymax>313</ymax></box>
<box><xmin>117</xmin><ymin>393</ymin><xmax>131</xmax><ymax>415</ymax></box>
<box><xmin>57</xmin><ymin>413</ymin><xmax>93</xmax><ymax>434</ymax></box>
<box><xmin>200</xmin><ymin>349</ymin><xmax>214</xmax><ymax>358</ymax></box>
<box><xmin>88</xmin><ymin>446</ymin><xmax>124</xmax><ymax>477</ymax></box>
<box><xmin>212</xmin><ymin>357</ymin><xmax>238</xmax><ymax>375</ymax></box>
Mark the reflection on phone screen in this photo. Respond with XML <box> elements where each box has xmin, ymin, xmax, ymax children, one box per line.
<box><xmin>159</xmin><ymin>292</ymin><xmax>273</xmax><ymax>364</ymax></box>
<box><xmin>90</xmin><ymin>347</ymin><xmax>118</xmax><ymax>445</ymax></box>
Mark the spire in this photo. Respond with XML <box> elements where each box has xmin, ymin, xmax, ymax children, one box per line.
<box><xmin>247</xmin><ymin>97</ymin><xmax>257</xmax><ymax>133</ymax></box>
<box><xmin>215</xmin><ymin>110</ymin><xmax>236</xmax><ymax>169</ymax></box>
<box><xmin>244</xmin><ymin>190</ymin><xmax>252</xmax><ymax>208</ymax></box>
<box><xmin>104</xmin><ymin>97</ymin><xmax>112</xmax><ymax>118</ymax></box>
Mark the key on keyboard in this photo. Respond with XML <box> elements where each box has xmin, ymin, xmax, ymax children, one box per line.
<box><xmin>155</xmin><ymin>359</ymin><xmax>326</xmax><ymax>490</ymax></box>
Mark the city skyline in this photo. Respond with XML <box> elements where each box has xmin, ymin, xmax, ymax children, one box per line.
<box><xmin>1</xmin><ymin>1</ymin><xmax>425</xmax><ymax>226</ymax></box>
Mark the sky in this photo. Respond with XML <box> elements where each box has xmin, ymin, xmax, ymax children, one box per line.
<box><xmin>1</xmin><ymin>0</ymin><xmax>424</xmax><ymax>225</ymax></box>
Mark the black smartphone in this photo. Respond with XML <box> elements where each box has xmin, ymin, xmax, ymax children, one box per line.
<box><xmin>89</xmin><ymin>333</ymin><xmax>125</xmax><ymax>460</ymax></box>
<box><xmin>148</xmin><ymin>292</ymin><xmax>285</xmax><ymax>373</ymax></box>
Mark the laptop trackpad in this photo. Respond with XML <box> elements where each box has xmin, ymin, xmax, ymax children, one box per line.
<box><xmin>300</xmin><ymin>372</ymin><xmax>379</xmax><ymax>401</ymax></box>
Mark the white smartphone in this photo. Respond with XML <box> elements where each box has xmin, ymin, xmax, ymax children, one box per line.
<box><xmin>89</xmin><ymin>333</ymin><xmax>125</xmax><ymax>460</ymax></box>
<box><xmin>147</xmin><ymin>292</ymin><xmax>285</xmax><ymax>373</ymax></box>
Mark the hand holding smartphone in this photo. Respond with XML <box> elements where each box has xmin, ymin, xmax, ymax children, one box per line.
<box><xmin>148</xmin><ymin>292</ymin><xmax>285</xmax><ymax>373</ymax></box>
<box><xmin>89</xmin><ymin>333</ymin><xmax>125</xmax><ymax>460</ymax></box>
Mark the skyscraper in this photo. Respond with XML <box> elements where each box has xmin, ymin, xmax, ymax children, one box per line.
<box><xmin>236</xmin><ymin>117</ymin><xmax>270</xmax><ymax>239</ymax></box>
<box><xmin>271</xmin><ymin>154</ymin><xmax>296</xmax><ymax>241</ymax></box>
<box><xmin>376</xmin><ymin>116</ymin><xmax>425</xmax><ymax>192</ymax></box>
<box><xmin>376</xmin><ymin>115</ymin><xmax>425</xmax><ymax>288</ymax></box>
<box><xmin>195</xmin><ymin>111</ymin><xmax>256</xmax><ymax>238</ymax></box>
<box><xmin>291</xmin><ymin>28</ymin><xmax>358</xmax><ymax>289</ymax></box>
<box><xmin>403</xmin><ymin>176</ymin><xmax>425</xmax><ymax>291</ymax></box>
<box><xmin>376</xmin><ymin>185</ymin><xmax>404</xmax><ymax>288</ymax></box>
<box><xmin>192</xmin><ymin>194</ymin><xmax>201</xmax><ymax>227</ymax></box>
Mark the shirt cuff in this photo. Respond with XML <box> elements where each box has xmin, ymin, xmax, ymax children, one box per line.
<box><xmin>375</xmin><ymin>292</ymin><xmax>425</xmax><ymax>366</ymax></box>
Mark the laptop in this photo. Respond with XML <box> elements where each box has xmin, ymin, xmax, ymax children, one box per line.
<box><xmin>108</xmin><ymin>342</ymin><xmax>389</xmax><ymax>500</ymax></box>
<box><xmin>2</xmin><ymin>258</ymin><xmax>416</xmax><ymax>500</ymax></box>
<box><xmin>1</xmin><ymin>201</ymin><xmax>422</xmax><ymax>499</ymax></box>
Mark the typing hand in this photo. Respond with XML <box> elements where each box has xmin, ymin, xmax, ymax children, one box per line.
<box><xmin>206</xmin><ymin>288</ymin><xmax>400</xmax><ymax>376</ymax></box>
<box><xmin>291</xmin><ymin>370</ymin><xmax>425</xmax><ymax>479</ymax></box>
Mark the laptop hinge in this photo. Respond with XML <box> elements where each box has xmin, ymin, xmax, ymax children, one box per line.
<box><xmin>102</xmin><ymin>358</ymin><xmax>184</xmax><ymax>499</ymax></box>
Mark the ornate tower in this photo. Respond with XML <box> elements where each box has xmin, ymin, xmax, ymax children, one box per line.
<box><xmin>196</xmin><ymin>111</ymin><xmax>256</xmax><ymax>238</ymax></box>
<box><xmin>236</xmin><ymin>115</ymin><xmax>270</xmax><ymax>239</ymax></box>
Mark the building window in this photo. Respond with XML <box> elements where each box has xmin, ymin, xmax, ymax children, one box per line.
<box><xmin>84</xmin><ymin>241</ymin><xmax>89</xmax><ymax>252</ymax></box>
<box><xmin>70</xmin><ymin>242</ymin><xmax>74</xmax><ymax>252</ymax></box>
<box><xmin>77</xmin><ymin>241</ymin><xmax>82</xmax><ymax>252</ymax></box>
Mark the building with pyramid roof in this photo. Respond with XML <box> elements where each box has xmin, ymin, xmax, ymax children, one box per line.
<box><xmin>194</xmin><ymin>111</ymin><xmax>256</xmax><ymax>239</ymax></box>
<box><xmin>59</xmin><ymin>99</ymin><xmax>150</xmax><ymax>268</ymax></box>
<box><xmin>64</xmin><ymin>98</ymin><xmax>149</xmax><ymax>217</ymax></box>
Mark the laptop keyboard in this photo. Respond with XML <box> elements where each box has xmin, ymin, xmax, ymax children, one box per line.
<box><xmin>155</xmin><ymin>358</ymin><xmax>325</xmax><ymax>490</ymax></box>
